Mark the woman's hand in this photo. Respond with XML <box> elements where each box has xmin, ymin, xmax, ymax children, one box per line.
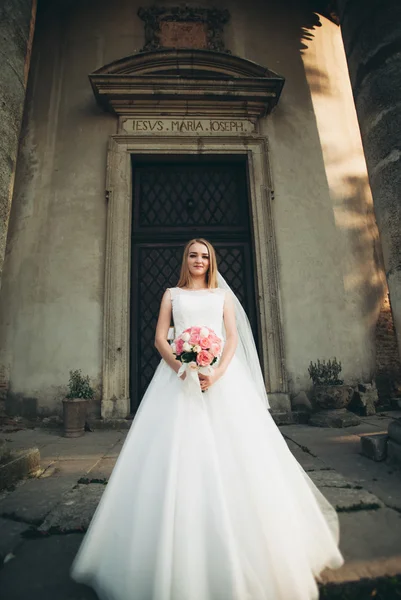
<box><xmin>198</xmin><ymin>368</ymin><xmax>222</xmax><ymax>392</ymax></box>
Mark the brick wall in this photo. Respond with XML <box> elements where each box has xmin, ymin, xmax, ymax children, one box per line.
<box><xmin>375</xmin><ymin>292</ymin><xmax>401</xmax><ymax>401</ymax></box>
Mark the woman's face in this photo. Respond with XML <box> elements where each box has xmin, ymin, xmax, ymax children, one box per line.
<box><xmin>187</xmin><ymin>243</ymin><xmax>210</xmax><ymax>278</ymax></box>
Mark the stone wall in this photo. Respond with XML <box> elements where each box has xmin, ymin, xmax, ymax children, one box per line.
<box><xmin>337</xmin><ymin>0</ymin><xmax>401</xmax><ymax>362</ymax></box>
<box><xmin>375</xmin><ymin>293</ymin><xmax>401</xmax><ymax>401</ymax></box>
<box><xmin>0</xmin><ymin>0</ymin><xmax>36</xmax><ymax>285</ymax></box>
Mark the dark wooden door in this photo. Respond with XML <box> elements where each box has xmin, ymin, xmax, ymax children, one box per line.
<box><xmin>130</xmin><ymin>156</ymin><xmax>258</xmax><ymax>413</ymax></box>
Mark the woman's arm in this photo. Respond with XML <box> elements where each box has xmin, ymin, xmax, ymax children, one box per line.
<box><xmin>154</xmin><ymin>290</ymin><xmax>183</xmax><ymax>376</ymax></box>
<box><xmin>199</xmin><ymin>292</ymin><xmax>238</xmax><ymax>391</ymax></box>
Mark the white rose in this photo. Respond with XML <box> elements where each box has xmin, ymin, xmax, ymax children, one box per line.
<box><xmin>182</xmin><ymin>332</ymin><xmax>190</xmax><ymax>342</ymax></box>
<box><xmin>193</xmin><ymin>345</ymin><xmax>201</xmax><ymax>353</ymax></box>
<box><xmin>183</xmin><ymin>342</ymin><xmax>191</xmax><ymax>352</ymax></box>
<box><xmin>200</xmin><ymin>327</ymin><xmax>209</xmax><ymax>338</ymax></box>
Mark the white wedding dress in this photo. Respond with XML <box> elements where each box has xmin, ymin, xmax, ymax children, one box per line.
<box><xmin>71</xmin><ymin>287</ymin><xmax>343</xmax><ymax>600</ymax></box>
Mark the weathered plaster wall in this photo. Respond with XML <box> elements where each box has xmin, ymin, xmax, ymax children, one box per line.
<box><xmin>0</xmin><ymin>0</ymin><xmax>385</xmax><ymax>413</ymax></box>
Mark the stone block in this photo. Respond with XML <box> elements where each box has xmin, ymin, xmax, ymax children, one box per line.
<box><xmin>39</xmin><ymin>483</ymin><xmax>105</xmax><ymax>532</ymax></box>
<box><xmin>349</xmin><ymin>383</ymin><xmax>378</xmax><ymax>416</ymax></box>
<box><xmin>388</xmin><ymin>419</ymin><xmax>401</xmax><ymax>444</ymax></box>
<box><xmin>322</xmin><ymin>486</ymin><xmax>383</xmax><ymax>512</ymax></box>
<box><xmin>360</xmin><ymin>434</ymin><xmax>388</xmax><ymax>462</ymax></box>
<box><xmin>308</xmin><ymin>470</ymin><xmax>356</xmax><ymax>488</ymax></box>
<box><xmin>309</xmin><ymin>408</ymin><xmax>361</xmax><ymax>428</ymax></box>
<box><xmin>387</xmin><ymin>440</ymin><xmax>401</xmax><ymax>465</ymax></box>
<box><xmin>0</xmin><ymin>447</ymin><xmax>40</xmax><ymax>491</ymax></box>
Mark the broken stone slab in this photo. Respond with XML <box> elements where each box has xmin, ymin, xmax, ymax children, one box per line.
<box><xmin>0</xmin><ymin>447</ymin><xmax>41</xmax><ymax>491</ymax></box>
<box><xmin>39</xmin><ymin>483</ymin><xmax>105</xmax><ymax>532</ymax></box>
<box><xmin>0</xmin><ymin>473</ymin><xmax>79</xmax><ymax>525</ymax></box>
<box><xmin>321</xmin><ymin>486</ymin><xmax>383</xmax><ymax>512</ymax></box>
<box><xmin>0</xmin><ymin>516</ymin><xmax>30</xmax><ymax>560</ymax></box>
<box><xmin>360</xmin><ymin>433</ymin><xmax>388</xmax><ymax>462</ymax></box>
<box><xmin>387</xmin><ymin>439</ymin><xmax>401</xmax><ymax>465</ymax></box>
<box><xmin>348</xmin><ymin>383</ymin><xmax>378</xmax><ymax>416</ymax></box>
<box><xmin>388</xmin><ymin>419</ymin><xmax>401</xmax><ymax>445</ymax></box>
<box><xmin>308</xmin><ymin>470</ymin><xmax>359</xmax><ymax>489</ymax></box>
<box><xmin>309</xmin><ymin>408</ymin><xmax>361</xmax><ymax>428</ymax></box>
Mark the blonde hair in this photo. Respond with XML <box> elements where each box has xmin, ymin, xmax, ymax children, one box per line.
<box><xmin>177</xmin><ymin>238</ymin><xmax>218</xmax><ymax>289</ymax></box>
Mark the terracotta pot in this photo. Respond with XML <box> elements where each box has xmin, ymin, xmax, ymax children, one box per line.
<box><xmin>313</xmin><ymin>384</ymin><xmax>354</xmax><ymax>410</ymax></box>
<box><xmin>62</xmin><ymin>398</ymin><xmax>88</xmax><ymax>438</ymax></box>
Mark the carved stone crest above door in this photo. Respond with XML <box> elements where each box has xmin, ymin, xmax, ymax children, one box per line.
<box><xmin>138</xmin><ymin>6</ymin><xmax>230</xmax><ymax>52</ymax></box>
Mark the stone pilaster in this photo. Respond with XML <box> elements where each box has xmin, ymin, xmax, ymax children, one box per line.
<box><xmin>0</xmin><ymin>0</ymin><xmax>36</xmax><ymax>285</ymax></box>
<box><xmin>336</xmin><ymin>0</ymin><xmax>401</xmax><ymax>355</ymax></box>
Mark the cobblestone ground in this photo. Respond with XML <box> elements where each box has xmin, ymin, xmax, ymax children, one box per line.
<box><xmin>0</xmin><ymin>413</ymin><xmax>401</xmax><ymax>599</ymax></box>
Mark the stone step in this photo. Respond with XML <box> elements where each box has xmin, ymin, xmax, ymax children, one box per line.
<box><xmin>360</xmin><ymin>433</ymin><xmax>388</xmax><ymax>462</ymax></box>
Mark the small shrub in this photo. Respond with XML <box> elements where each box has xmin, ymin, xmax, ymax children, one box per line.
<box><xmin>66</xmin><ymin>369</ymin><xmax>95</xmax><ymax>400</ymax></box>
<box><xmin>308</xmin><ymin>358</ymin><xmax>343</xmax><ymax>386</ymax></box>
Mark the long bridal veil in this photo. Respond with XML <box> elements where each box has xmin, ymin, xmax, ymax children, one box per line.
<box><xmin>217</xmin><ymin>272</ymin><xmax>270</xmax><ymax>409</ymax></box>
<box><xmin>217</xmin><ymin>271</ymin><xmax>341</xmax><ymax>546</ymax></box>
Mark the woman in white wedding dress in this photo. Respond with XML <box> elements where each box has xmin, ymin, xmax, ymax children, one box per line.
<box><xmin>71</xmin><ymin>238</ymin><xmax>343</xmax><ymax>600</ymax></box>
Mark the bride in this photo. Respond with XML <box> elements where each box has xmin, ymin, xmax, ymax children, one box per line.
<box><xmin>71</xmin><ymin>238</ymin><xmax>344</xmax><ymax>600</ymax></box>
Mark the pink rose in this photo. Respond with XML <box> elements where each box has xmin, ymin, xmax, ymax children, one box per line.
<box><xmin>175</xmin><ymin>339</ymin><xmax>184</xmax><ymax>355</ymax></box>
<box><xmin>210</xmin><ymin>332</ymin><xmax>220</xmax><ymax>343</ymax></box>
<box><xmin>210</xmin><ymin>342</ymin><xmax>221</xmax><ymax>357</ymax></box>
<box><xmin>200</xmin><ymin>336</ymin><xmax>212</xmax><ymax>349</ymax></box>
<box><xmin>189</xmin><ymin>331</ymin><xmax>200</xmax><ymax>345</ymax></box>
<box><xmin>196</xmin><ymin>350</ymin><xmax>213</xmax><ymax>367</ymax></box>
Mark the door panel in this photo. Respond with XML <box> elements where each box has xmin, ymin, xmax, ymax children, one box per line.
<box><xmin>130</xmin><ymin>158</ymin><xmax>258</xmax><ymax>413</ymax></box>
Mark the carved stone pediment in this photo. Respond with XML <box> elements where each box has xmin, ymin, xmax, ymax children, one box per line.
<box><xmin>89</xmin><ymin>49</ymin><xmax>285</xmax><ymax>119</ymax></box>
<box><xmin>138</xmin><ymin>6</ymin><xmax>230</xmax><ymax>52</ymax></box>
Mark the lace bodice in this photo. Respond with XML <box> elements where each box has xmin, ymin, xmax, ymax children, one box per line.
<box><xmin>169</xmin><ymin>288</ymin><xmax>226</xmax><ymax>340</ymax></box>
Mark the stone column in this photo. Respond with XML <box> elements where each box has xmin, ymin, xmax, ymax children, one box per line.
<box><xmin>336</xmin><ymin>0</ymin><xmax>401</xmax><ymax>354</ymax></box>
<box><xmin>0</xmin><ymin>0</ymin><xmax>36</xmax><ymax>284</ymax></box>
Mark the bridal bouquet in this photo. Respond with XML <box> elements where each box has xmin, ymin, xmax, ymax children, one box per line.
<box><xmin>172</xmin><ymin>326</ymin><xmax>222</xmax><ymax>377</ymax></box>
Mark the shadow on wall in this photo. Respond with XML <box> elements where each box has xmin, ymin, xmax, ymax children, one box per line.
<box><xmin>288</xmin><ymin>3</ymin><xmax>399</xmax><ymax>401</ymax></box>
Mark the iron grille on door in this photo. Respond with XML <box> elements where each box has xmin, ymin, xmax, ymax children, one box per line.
<box><xmin>133</xmin><ymin>161</ymin><xmax>248</xmax><ymax>235</ymax></box>
<box><xmin>130</xmin><ymin>158</ymin><xmax>258</xmax><ymax>413</ymax></box>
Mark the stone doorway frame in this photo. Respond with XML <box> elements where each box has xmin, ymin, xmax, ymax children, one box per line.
<box><xmin>102</xmin><ymin>133</ymin><xmax>289</xmax><ymax>418</ymax></box>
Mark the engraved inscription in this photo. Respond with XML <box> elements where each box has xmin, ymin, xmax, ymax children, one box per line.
<box><xmin>123</xmin><ymin>118</ymin><xmax>255</xmax><ymax>135</ymax></box>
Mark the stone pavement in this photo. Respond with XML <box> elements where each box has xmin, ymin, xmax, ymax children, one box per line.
<box><xmin>0</xmin><ymin>413</ymin><xmax>400</xmax><ymax>599</ymax></box>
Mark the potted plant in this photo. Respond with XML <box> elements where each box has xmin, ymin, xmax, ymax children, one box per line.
<box><xmin>62</xmin><ymin>370</ymin><xmax>94</xmax><ymax>438</ymax></box>
<box><xmin>308</xmin><ymin>358</ymin><xmax>361</xmax><ymax>427</ymax></box>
